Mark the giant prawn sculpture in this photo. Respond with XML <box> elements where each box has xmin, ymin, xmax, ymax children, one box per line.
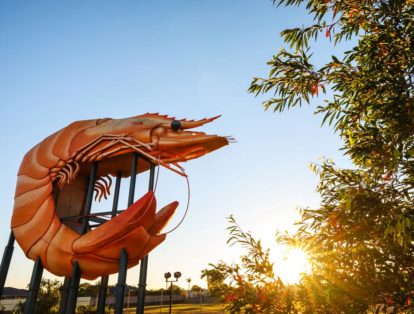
<box><xmin>11</xmin><ymin>114</ymin><xmax>228</xmax><ymax>280</ymax></box>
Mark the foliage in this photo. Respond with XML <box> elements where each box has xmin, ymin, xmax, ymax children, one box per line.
<box><xmin>75</xmin><ymin>304</ymin><xmax>111</xmax><ymax>314</ymax></box>
<box><xmin>30</xmin><ymin>279</ymin><xmax>61</xmax><ymax>314</ymax></box>
<box><xmin>11</xmin><ymin>301</ymin><xmax>23</xmax><ymax>314</ymax></box>
<box><xmin>170</xmin><ymin>284</ymin><xmax>186</xmax><ymax>295</ymax></box>
<box><xmin>191</xmin><ymin>285</ymin><xmax>203</xmax><ymax>292</ymax></box>
<box><xmin>202</xmin><ymin>216</ymin><xmax>299</xmax><ymax>313</ymax></box>
<box><xmin>247</xmin><ymin>0</ymin><xmax>414</xmax><ymax>312</ymax></box>
<box><xmin>277</xmin><ymin>161</ymin><xmax>414</xmax><ymax>312</ymax></box>
<box><xmin>146</xmin><ymin>285</ymin><xmax>185</xmax><ymax>296</ymax></box>
<box><xmin>77</xmin><ymin>282</ymin><xmax>100</xmax><ymax>297</ymax></box>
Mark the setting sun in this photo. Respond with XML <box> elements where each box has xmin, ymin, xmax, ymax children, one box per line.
<box><xmin>274</xmin><ymin>247</ymin><xmax>311</xmax><ymax>284</ymax></box>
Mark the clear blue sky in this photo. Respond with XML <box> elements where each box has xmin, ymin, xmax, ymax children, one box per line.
<box><xmin>0</xmin><ymin>1</ymin><xmax>351</xmax><ymax>290</ymax></box>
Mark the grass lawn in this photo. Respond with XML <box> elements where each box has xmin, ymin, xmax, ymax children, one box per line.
<box><xmin>121</xmin><ymin>303</ymin><xmax>225</xmax><ymax>313</ymax></box>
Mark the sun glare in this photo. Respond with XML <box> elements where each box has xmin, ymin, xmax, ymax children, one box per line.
<box><xmin>275</xmin><ymin>248</ymin><xmax>311</xmax><ymax>284</ymax></box>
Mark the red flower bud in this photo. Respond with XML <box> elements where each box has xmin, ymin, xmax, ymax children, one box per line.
<box><xmin>312</xmin><ymin>84</ymin><xmax>319</xmax><ymax>96</ymax></box>
<box><xmin>225</xmin><ymin>292</ymin><xmax>235</xmax><ymax>302</ymax></box>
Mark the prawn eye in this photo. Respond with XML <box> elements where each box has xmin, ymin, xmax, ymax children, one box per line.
<box><xmin>171</xmin><ymin>120</ymin><xmax>181</xmax><ymax>131</ymax></box>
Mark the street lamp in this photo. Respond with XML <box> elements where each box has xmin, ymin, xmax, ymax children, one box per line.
<box><xmin>164</xmin><ymin>271</ymin><xmax>181</xmax><ymax>314</ymax></box>
<box><xmin>186</xmin><ymin>278</ymin><xmax>191</xmax><ymax>298</ymax></box>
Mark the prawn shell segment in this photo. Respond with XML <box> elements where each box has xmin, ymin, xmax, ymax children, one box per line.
<box><xmin>12</xmin><ymin>195</ymin><xmax>55</xmax><ymax>254</ymax></box>
<box><xmin>12</xmin><ymin>182</ymin><xmax>53</xmax><ymax>228</ymax></box>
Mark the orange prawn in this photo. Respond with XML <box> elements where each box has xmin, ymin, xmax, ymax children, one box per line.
<box><xmin>11</xmin><ymin>113</ymin><xmax>228</xmax><ymax>279</ymax></box>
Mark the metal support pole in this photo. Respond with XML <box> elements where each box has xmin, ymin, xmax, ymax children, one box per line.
<box><xmin>58</xmin><ymin>277</ymin><xmax>71</xmax><ymax>314</ymax></box>
<box><xmin>97</xmin><ymin>276</ymin><xmax>109</xmax><ymax>314</ymax></box>
<box><xmin>52</xmin><ymin>182</ymin><xmax>72</xmax><ymax>314</ymax></box>
<box><xmin>160</xmin><ymin>289</ymin><xmax>163</xmax><ymax>312</ymax></box>
<box><xmin>24</xmin><ymin>257</ymin><xmax>44</xmax><ymax>314</ymax></box>
<box><xmin>66</xmin><ymin>162</ymin><xmax>98</xmax><ymax>314</ymax></box>
<box><xmin>128</xmin><ymin>153</ymin><xmax>139</xmax><ymax>206</ymax></box>
<box><xmin>80</xmin><ymin>162</ymin><xmax>99</xmax><ymax>234</ymax></box>
<box><xmin>65</xmin><ymin>262</ymin><xmax>81</xmax><ymax>314</ymax></box>
<box><xmin>137</xmin><ymin>258</ymin><xmax>149</xmax><ymax>314</ymax></box>
<box><xmin>148</xmin><ymin>164</ymin><xmax>156</xmax><ymax>192</ymax></box>
<box><xmin>169</xmin><ymin>282</ymin><xmax>173</xmax><ymax>314</ymax></box>
<box><xmin>97</xmin><ymin>172</ymin><xmax>122</xmax><ymax>314</ymax></box>
<box><xmin>136</xmin><ymin>163</ymin><xmax>156</xmax><ymax>314</ymax></box>
<box><xmin>0</xmin><ymin>232</ymin><xmax>15</xmax><ymax>297</ymax></box>
<box><xmin>114</xmin><ymin>249</ymin><xmax>128</xmax><ymax>314</ymax></box>
<box><xmin>113</xmin><ymin>154</ymin><xmax>138</xmax><ymax>313</ymax></box>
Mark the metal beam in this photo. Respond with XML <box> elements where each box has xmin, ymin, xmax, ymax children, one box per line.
<box><xmin>136</xmin><ymin>163</ymin><xmax>156</xmax><ymax>314</ymax></box>
<box><xmin>65</xmin><ymin>262</ymin><xmax>81</xmax><ymax>314</ymax></box>
<box><xmin>23</xmin><ymin>257</ymin><xmax>44</xmax><ymax>314</ymax></box>
<box><xmin>114</xmin><ymin>249</ymin><xmax>128</xmax><ymax>314</ymax></box>
<box><xmin>58</xmin><ymin>277</ymin><xmax>71</xmax><ymax>314</ymax></box>
<box><xmin>128</xmin><ymin>153</ymin><xmax>139</xmax><ymax>206</ymax></box>
<box><xmin>80</xmin><ymin>162</ymin><xmax>99</xmax><ymax>234</ymax></box>
<box><xmin>113</xmin><ymin>154</ymin><xmax>138</xmax><ymax>313</ymax></box>
<box><xmin>97</xmin><ymin>171</ymin><xmax>122</xmax><ymax>314</ymax></box>
<box><xmin>66</xmin><ymin>162</ymin><xmax>98</xmax><ymax>314</ymax></box>
<box><xmin>0</xmin><ymin>232</ymin><xmax>15</xmax><ymax>298</ymax></box>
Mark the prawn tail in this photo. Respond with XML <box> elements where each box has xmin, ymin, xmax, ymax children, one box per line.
<box><xmin>71</xmin><ymin>191</ymin><xmax>178</xmax><ymax>279</ymax></box>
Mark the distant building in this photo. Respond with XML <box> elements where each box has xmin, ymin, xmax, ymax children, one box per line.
<box><xmin>1</xmin><ymin>287</ymin><xmax>28</xmax><ymax>299</ymax></box>
<box><xmin>0</xmin><ymin>287</ymin><xmax>28</xmax><ymax>313</ymax></box>
<box><xmin>187</xmin><ymin>288</ymin><xmax>209</xmax><ymax>298</ymax></box>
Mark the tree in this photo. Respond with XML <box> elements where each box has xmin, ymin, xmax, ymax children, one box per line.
<box><xmin>202</xmin><ymin>216</ymin><xmax>297</xmax><ymax>313</ymax></box>
<box><xmin>170</xmin><ymin>285</ymin><xmax>185</xmax><ymax>295</ymax></box>
<box><xmin>12</xmin><ymin>301</ymin><xmax>23</xmax><ymax>314</ymax></box>
<box><xmin>146</xmin><ymin>285</ymin><xmax>185</xmax><ymax>296</ymax></box>
<box><xmin>248</xmin><ymin>0</ymin><xmax>414</xmax><ymax>312</ymax></box>
<box><xmin>78</xmin><ymin>282</ymin><xmax>100</xmax><ymax>297</ymax></box>
<box><xmin>31</xmin><ymin>279</ymin><xmax>61</xmax><ymax>314</ymax></box>
<box><xmin>191</xmin><ymin>285</ymin><xmax>203</xmax><ymax>293</ymax></box>
<box><xmin>201</xmin><ymin>267</ymin><xmax>228</xmax><ymax>297</ymax></box>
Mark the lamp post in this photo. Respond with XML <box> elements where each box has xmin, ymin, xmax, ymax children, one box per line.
<box><xmin>186</xmin><ymin>278</ymin><xmax>191</xmax><ymax>297</ymax></box>
<box><xmin>164</xmin><ymin>271</ymin><xmax>181</xmax><ymax>314</ymax></box>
